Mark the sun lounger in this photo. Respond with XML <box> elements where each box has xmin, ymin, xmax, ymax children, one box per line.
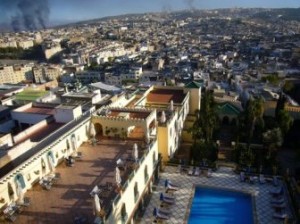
<box><xmin>240</xmin><ymin>172</ymin><xmax>246</xmax><ymax>182</ymax></box>
<box><xmin>269</xmin><ymin>186</ymin><xmax>283</xmax><ymax>196</ymax></box>
<box><xmin>188</xmin><ymin>167</ymin><xmax>194</xmax><ymax>175</ymax></box>
<box><xmin>160</xmin><ymin>193</ymin><xmax>175</xmax><ymax>201</ymax></box>
<box><xmin>19</xmin><ymin>197</ymin><xmax>31</xmax><ymax>207</ymax></box>
<box><xmin>5</xmin><ymin>214</ymin><xmax>17</xmax><ymax>222</ymax></box>
<box><xmin>272</xmin><ymin>203</ymin><xmax>286</xmax><ymax>209</ymax></box>
<box><xmin>273</xmin><ymin>176</ymin><xmax>279</xmax><ymax>186</ymax></box>
<box><xmin>165</xmin><ymin>179</ymin><xmax>179</xmax><ymax>191</ymax></box>
<box><xmin>160</xmin><ymin>193</ymin><xmax>175</xmax><ymax>204</ymax></box>
<box><xmin>249</xmin><ymin>176</ymin><xmax>255</xmax><ymax>184</ymax></box>
<box><xmin>271</xmin><ymin>197</ymin><xmax>285</xmax><ymax>204</ymax></box>
<box><xmin>194</xmin><ymin>167</ymin><xmax>200</xmax><ymax>176</ymax></box>
<box><xmin>157</xmin><ymin>207</ymin><xmax>171</xmax><ymax>216</ymax></box>
<box><xmin>206</xmin><ymin>169</ymin><xmax>212</xmax><ymax>178</ymax></box>
<box><xmin>39</xmin><ymin>179</ymin><xmax>52</xmax><ymax>190</ymax></box>
<box><xmin>153</xmin><ymin>207</ymin><xmax>169</xmax><ymax>220</ymax></box>
<box><xmin>273</xmin><ymin>212</ymin><xmax>287</xmax><ymax>219</ymax></box>
<box><xmin>259</xmin><ymin>174</ymin><xmax>266</xmax><ymax>184</ymax></box>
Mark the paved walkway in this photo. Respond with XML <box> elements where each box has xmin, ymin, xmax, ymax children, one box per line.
<box><xmin>141</xmin><ymin>166</ymin><xmax>291</xmax><ymax>224</ymax></box>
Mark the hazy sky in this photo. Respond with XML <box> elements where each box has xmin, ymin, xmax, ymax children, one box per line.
<box><xmin>49</xmin><ymin>0</ymin><xmax>300</xmax><ymax>21</ymax></box>
<box><xmin>0</xmin><ymin>0</ymin><xmax>299</xmax><ymax>25</ymax></box>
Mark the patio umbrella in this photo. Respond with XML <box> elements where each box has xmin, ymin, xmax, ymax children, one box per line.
<box><xmin>160</xmin><ymin>111</ymin><xmax>166</xmax><ymax>123</ymax></box>
<box><xmin>89</xmin><ymin>123</ymin><xmax>96</xmax><ymax>139</ymax></box>
<box><xmin>116</xmin><ymin>167</ymin><xmax>122</xmax><ymax>187</ymax></box>
<box><xmin>170</xmin><ymin>100</ymin><xmax>174</xmax><ymax>111</ymax></box>
<box><xmin>71</xmin><ymin>136</ymin><xmax>77</xmax><ymax>152</ymax></box>
<box><xmin>48</xmin><ymin>155</ymin><xmax>55</xmax><ymax>173</ymax></box>
<box><xmin>133</xmin><ymin>143</ymin><xmax>138</xmax><ymax>162</ymax></box>
<box><xmin>93</xmin><ymin>194</ymin><xmax>101</xmax><ymax>216</ymax></box>
<box><xmin>16</xmin><ymin>181</ymin><xmax>24</xmax><ymax>205</ymax></box>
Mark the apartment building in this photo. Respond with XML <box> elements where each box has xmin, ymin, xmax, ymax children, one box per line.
<box><xmin>0</xmin><ymin>83</ymin><xmax>200</xmax><ymax>224</ymax></box>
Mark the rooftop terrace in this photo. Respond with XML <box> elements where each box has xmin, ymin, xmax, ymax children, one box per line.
<box><xmin>15</xmin><ymin>138</ymin><xmax>148</xmax><ymax>223</ymax></box>
<box><xmin>146</xmin><ymin>89</ymin><xmax>186</xmax><ymax>104</ymax></box>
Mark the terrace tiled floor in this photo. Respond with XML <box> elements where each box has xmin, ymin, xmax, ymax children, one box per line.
<box><xmin>141</xmin><ymin>166</ymin><xmax>292</xmax><ymax>224</ymax></box>
<box><xmin>15</xmin><ymin>138</ymin><xmax>144</xmax><ymax>224</ymax></box>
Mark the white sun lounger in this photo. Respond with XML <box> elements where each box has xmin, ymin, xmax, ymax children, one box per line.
<box><xmin>188</xmin><ymin>167</ymin><xmax>194</xmax><ymax>175</ymax></box>
<box><xmin>271</xmin><ymin>197</ymin><xmax>284</xmax><ymax>204</ymax></box>
<box><xmin>259</xmin><ymin>174</ymin><xmax>266</xmax><ymax>184</ymax></box>
<box><xmin>273</xmin><ymin>212</ymin><xmax>287</xmax><ymax>219</ymax></box>
<box><xmin>194</xmin><ymin>167</ymin><xmax>200</xmax><ymax>176</ymax></box>
<box><xmin>269</xmin><ymin>186</ymin><xmax>283</xmax><ymax>196</ymax></box>
<box><xmin>240</xmin><ymin>172</ymin><xmax>246</xmax><ymax>182</ymax></box>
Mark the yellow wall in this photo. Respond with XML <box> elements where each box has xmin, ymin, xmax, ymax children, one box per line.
<box><xmin>107</xmin><ymin>140</ymin><xmax>158</xmax><ymax>224</ymax></box>
<box><xmin>188</xmin><ymin>87</ymin><xmax>201</xmax><ymax>115</ymax></box>
<box><xmin>157</xmin><ymin>126</ymin><xmax>168</xmax><ymax>162</ymax></box>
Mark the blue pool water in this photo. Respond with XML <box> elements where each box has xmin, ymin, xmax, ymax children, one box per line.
<box><xmin>188</xmin><ymin>187</ymin><xmax>253</xmax><ymax>224</ymax></box>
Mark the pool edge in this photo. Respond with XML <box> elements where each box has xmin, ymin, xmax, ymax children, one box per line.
<box><xmin>184</xmin><ymin>184</ymin><xmax>258</xmax><ymax>224</ymax></box>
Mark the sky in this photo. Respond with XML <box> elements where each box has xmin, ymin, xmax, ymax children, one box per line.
<box><xmin>0</xmin><ymin>0</ymin><xmax>300</xmax><ymax>26</ymax></box>
<box><xmin>49</xmin><ymin>0</ymin><xmax>300</xmax><ymax>21</ymax></box>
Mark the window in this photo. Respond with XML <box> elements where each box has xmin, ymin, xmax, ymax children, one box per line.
<box><xmin>66</xmin><ymin>140</ymin><xmax>70</xmax><ymax>150</ymax></box>
<box><xmin>153</xmin><ymin>152</ymin><xmax>156</xmax><ymax>166</ymax></box>
<box><xmin>121</xmin><ymin>203</ymin><xmax>127</xmax><ymax>223</ymax></box>
<box><xmin>144</xmin><ymin>166</ymin><xmax>149</xmax><ymax>183</ymax></box>
<box><xmin>134</xmin><ymin>182</ymin><xmax>139</xmax><ymax>202</ymax></box>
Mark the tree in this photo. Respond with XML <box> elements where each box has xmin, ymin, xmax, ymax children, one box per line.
<box><xmin>198</xmin><ymin>90</ymin><xmax>218</xmax><ymax>143</ymax></box>
<box><xmin>275</xmin><ymin>92</ymin><xmax>286</xmax><ymax>119</ymax></box>
<box><xmin>277</xmin><ymin>110</ymin><xmax>293</xmax><ymax>136</ymax></box>
<box><xmin>263</xmin><ymin>128</ymin><xmax>283</xmax><ymax>159</ymax></box>
<box><xmin>244</xmin><ymin>97</ymin><xmax>264</xmax><ymax>147</ymax></box>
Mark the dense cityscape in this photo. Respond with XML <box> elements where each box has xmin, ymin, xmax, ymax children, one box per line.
<box><xmin>0</xmin><ymin>4</ymin><xmax>300</xmax><ymax>224</ymax></box>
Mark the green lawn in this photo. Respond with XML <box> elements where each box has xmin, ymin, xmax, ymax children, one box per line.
<box><xmin>15</xmin><ymin>89</ymin><xmax>49</xmax><ymax>101</ymax></box>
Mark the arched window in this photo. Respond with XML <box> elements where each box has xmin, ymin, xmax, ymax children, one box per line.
<box><xmin>8</xmin><ymin>182</ymin><xmax>14</xmax><ymax>200</ymax></box>
<box><xmin>41</xmin><ymin>158</ymin><xmax>46</xmax><ymax>174</ymax></box>
<box><xmin>121</xmin><ymin>203</ymin><xmax>127</xmax><ymax>223</ymax></box>
<box><xmin>66</xmin><ymin>139</ymin><xmax>70</xmax><ymax>150</ymax></box>
<box><xmin>153</xmin><ymin>152</ymin><xmax>156</xmax><ymax>166</ymax></box>
<box><xmin>15</xmin><ymin>174</ymin><xmax>26</xmax><ymax>189</ymax></box>
<box><xmin>144</xmin><ymin>166</ymin><xmax>149</xmax><ymax>183</ymax></box>
<box><xmin>133</xmin><ymin>182</ymin><xmax>139</xmax><ymax>202</ymax></box>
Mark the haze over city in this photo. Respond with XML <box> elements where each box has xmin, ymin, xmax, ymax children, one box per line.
<box><xmin>0</xmin><ymin>0</ymin><xmax>300</xmax><ymax>30</ymax></box>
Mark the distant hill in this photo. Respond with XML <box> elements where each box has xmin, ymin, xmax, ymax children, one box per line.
<box><xmin>251</xmin><ymin>8</ymin><xmax>300</xmax><ymax>21</ymax></box>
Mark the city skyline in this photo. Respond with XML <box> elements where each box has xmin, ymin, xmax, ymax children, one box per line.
<box><xmin>0</xmin><ymin>0</ymin><xmax>300</xmax><ymax>29</ymax></box>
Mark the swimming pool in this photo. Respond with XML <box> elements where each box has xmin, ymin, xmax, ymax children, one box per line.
<box><xmin>188</xmin><ymin>187</ymin><xmax>254</xmax><ymax>224</ymax></box>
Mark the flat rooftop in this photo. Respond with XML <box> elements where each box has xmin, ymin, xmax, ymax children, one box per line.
<box><xmin>23</xmin><ymin>107</ymin><xmax>55</xmax><ymax>115</ymax></box>
<box><xmin>14</xmin><ymin>122</ymin><xmax>64</xmax><ymax>144</ymax></box>
<box><xmin>147</xmin><ymin>89</ymin><xmax>186</xmax><ymax>104</ymax></box>
<box><xmin>17</xmin><ymin>138</ymin><xmax>147</xmax><ymax>223</ymax></box>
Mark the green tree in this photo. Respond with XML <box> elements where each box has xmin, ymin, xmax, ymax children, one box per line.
<box><xmin>275</xmin><ymin>92</ymin><xmax>286</xmax><ymax>119</ymax></box>
<box><xmin>198</xmin><ymin>90</ymin><xmax>218</xmax><ymax>143</ymax></box>
<box><xmin>244</xmin><ymin>97</ymin><xmax>264</xmax><ymax>147</ymax></box>
<box><xmin>277</xmin><ymin>110</ymin><xmax>293</xmax><ymax>136</ymax></box>
<box><xmin>263</xmin><ymin>128</ymin><xmax>283</xmax><ymax>159</ymax></box>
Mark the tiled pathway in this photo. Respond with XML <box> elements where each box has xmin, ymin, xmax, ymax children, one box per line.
<box><xmin>141</xmin><ymin>166</ymin><xmax>292</xmax><ymax>224</ymax></box>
